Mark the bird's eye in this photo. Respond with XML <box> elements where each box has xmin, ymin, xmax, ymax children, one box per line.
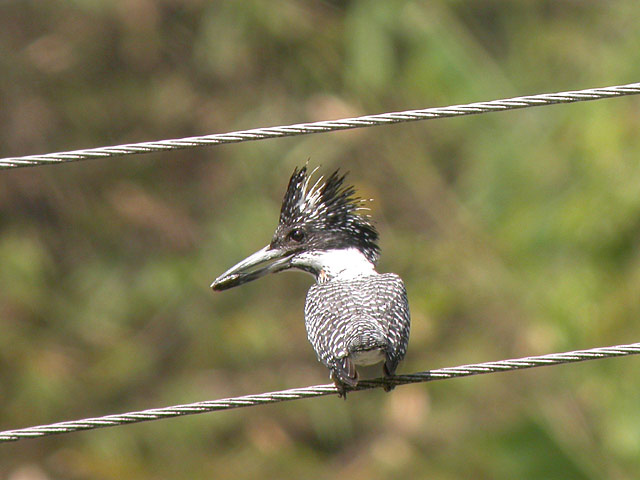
<box><xmin>288</xmin><ymin>228</ymin><xmax>305</xmax><ymax>242</ymax></box>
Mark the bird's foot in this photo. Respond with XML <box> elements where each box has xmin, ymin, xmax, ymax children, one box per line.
<box><xmin>382</xmin><ymin>377</ymin><xmax>396</xmax><ymax>392</ymax></box>
<box><xmin>335</xmin><ymin>381</ymin><xmax>349</xmax><ymax>399</ymax></box>
<box><xmin>330</xmin><ymin>370</ymin><xmax>357</xmax><ymax>400</ymax></box>
<box><xmin>383</xmin><ymin>361</ymin><xmax>397</xmax><ymax>392</ymax></box>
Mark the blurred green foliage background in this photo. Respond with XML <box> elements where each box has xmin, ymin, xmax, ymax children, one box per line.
<box><xmin>1</xmin><ymin>1</ymin><xmax>640</xmax><ymax>478</ymax></box>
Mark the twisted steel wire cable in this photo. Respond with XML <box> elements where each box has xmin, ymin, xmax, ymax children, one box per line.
<box><xmin>1</xmin><ymin>342</ymin><xmax>639</xmax><ymax>443</ymax></box>
<box><xmin>1</xmin><ymin>82</ymin><xmax>639</xmax><ymax>170</ymax></box>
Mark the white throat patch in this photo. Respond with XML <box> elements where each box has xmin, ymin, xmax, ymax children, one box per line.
<box><xmin>293</xmin><ymin>248</ymin><xmax>377</xmax><ymax>282</ymax></box>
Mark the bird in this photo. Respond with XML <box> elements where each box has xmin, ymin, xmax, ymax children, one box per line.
<box><xmin>211</xmin><ymin>165</ymin><xmax>410</xmax><ymax>398</ymax></box>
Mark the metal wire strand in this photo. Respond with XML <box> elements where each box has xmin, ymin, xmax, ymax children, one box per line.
<box><xmin>1</xmin><ymin>82</ymin><xmax>639</xmax><ymax>170</ymax></box>
<box><xmin>1</xmin><ymin>342</ymin><xmax>639</xmax><ymax>443</ymax></box>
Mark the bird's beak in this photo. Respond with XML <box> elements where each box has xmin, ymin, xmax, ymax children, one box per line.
<box><xmin>211</xmin><ymin>245</ymin><xmax>293</xmax><ymax>291</ymax></box>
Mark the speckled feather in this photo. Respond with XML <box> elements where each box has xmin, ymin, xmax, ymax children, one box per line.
<box><xmin>304</xmin><ymin>273</ymin><xmax>410</xmax><ymax>387</ymax></box>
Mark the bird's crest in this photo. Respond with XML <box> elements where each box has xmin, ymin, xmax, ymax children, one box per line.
<box><xmin>275</xmin><ymin>165</ymin><xmax>380</xmax><ymax>264</ymax></box>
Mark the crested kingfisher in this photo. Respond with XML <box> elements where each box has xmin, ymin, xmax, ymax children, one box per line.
<box><xmin>211</xmin><ymin>166</ymin><xmax>410</xmax><ymax>397</ymax></box>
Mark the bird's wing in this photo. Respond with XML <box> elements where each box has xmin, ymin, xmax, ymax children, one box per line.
<box><xmin>379</xmin><ymin>273</ymin><xmax>411</xmax><ymax>375</ymax></box>
<box><xmin>304</xmin><ymin>283</ymin><xmax>350</xmax><ymax>369</ymax></box>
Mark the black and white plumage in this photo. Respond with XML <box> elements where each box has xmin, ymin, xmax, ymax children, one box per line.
<box><xmin>211</xmin><ymin>166</ymin><xmax>410</xmax><ymax>397</ymax></box>
<box><xmin>305</xmin><ymin>274</ymin><xmax>410</xmax><ymax>391</ymax></box>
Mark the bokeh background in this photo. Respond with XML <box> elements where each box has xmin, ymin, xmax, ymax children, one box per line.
<box><xmin>1</xmin><ymin>1</ymin><xmax>640</xmax><ymax>478</ymax></box>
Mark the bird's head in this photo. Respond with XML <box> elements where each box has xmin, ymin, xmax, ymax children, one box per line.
<box><xmin>211</xmin><ymin>165</ymin><xmax>379</xmax><ymax>291</ymax></box>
